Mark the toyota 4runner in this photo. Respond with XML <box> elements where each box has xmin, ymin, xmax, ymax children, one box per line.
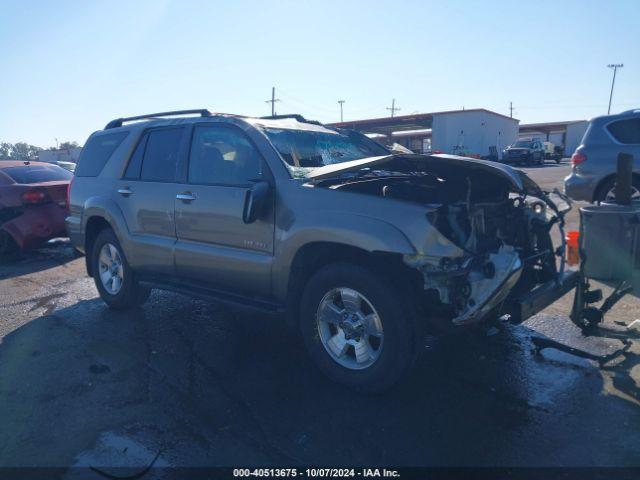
<box><xmin>67</xmin><ymin>110</ymin><xmax>577</xmax><ymax>391</ymax></box>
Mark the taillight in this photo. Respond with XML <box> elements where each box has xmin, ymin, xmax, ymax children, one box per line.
<box><xmin>66</xmin><ymin>177</ymin><xmax>73</xmax><ymax>212</ymax></box>
<box><xmin>571</xmin><ymin>152</ymin><xmax>587</xmax><ymax>166</ymax></box>
<box><xmin>22</xmin><ymin>189</ymin><xmax>48</xmax><ymax>205</ymax></box>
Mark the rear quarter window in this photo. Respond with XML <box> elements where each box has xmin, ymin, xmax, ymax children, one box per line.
<box><xmin>140</xmin><ymin>127</ymin><xmax>184</xmax><ymax>182</ymax></box>
<box><xmin>607</xmin><ymin>118</ymin><xmax>640</xmax><ymax>144</ymax></box>
<box><xmin>75</xmin><ymin>132</ymin><xmax>128</xmax><ymax>177</ymax></box>
<box><xmin>1</xmin><ymin>164</ymin><xmax>73</xmax><ymax>184</ymax></box>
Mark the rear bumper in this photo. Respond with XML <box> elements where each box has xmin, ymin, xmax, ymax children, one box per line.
<box><xmin>65</xmin><ymin>214</ymin><xmax>84</xmax><ymax>253</ymax></box>
<box><xmin>1</xmin><ymin>203</ymin><xmax>67</xmax><ymax>250</ymax></box>
<box><xmin>564</xmin><ymin>172</ymin><xmax>595</xmax><ymax>202</ymax></box>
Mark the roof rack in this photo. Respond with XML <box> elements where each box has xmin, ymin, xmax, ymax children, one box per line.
<box><xmin>105</xmin><ymin>109</ymin><xmax>212</xmax><ymax>129</ymax></box>
<box><xmin>259</xmin><ymin>114</ymin><xmax>322</xmax><ymax>125</ymax></box>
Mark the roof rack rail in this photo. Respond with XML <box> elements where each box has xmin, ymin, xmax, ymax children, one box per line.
<box><xmin>259</xmin><ymin>114</ymin><xmax>322</xmax><ymax>125</ymax></box>
<box><xmin>105</xmin><ymin>109</ymin><xmax>212</xmax><ymax>129</ymax></box>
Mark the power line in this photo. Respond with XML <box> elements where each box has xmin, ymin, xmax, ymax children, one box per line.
<box><xmin>265</xmin><ymin>86</ymin><xmax>280</xmax><ymax>116</ymax></box>
<box><xmin>386</xmin><ymin>98</ymin><xmax>401</xmax><ymax>117</ymax></box>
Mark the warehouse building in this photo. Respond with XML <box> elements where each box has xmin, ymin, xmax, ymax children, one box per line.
<box><xmin>329</xmin><ymin>109</ymin><xmax>519</xmax><ymax>160</ymax></box>
<box><xmin>38</xmin><ymin>147</ymin><xmax>82</xmax><ymax>164</ymax></box>
<box><xmin>518</xmin><ymin>120</ymin><xmax>588</xmax><ymax>156</ymax></box>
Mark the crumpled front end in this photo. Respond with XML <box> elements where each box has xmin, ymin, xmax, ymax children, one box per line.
<box><xmin>405</xmin><ymin>245</ymin><xmax>523</xmax><ymax>326</ymax></box>
<box><xmin>310</xmin><ymin>152</ymin><xmax>569</xmax><ymax>327</ymax></box>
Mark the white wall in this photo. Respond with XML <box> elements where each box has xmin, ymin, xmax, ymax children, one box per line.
<box><xmin>38</xmin><ymin>147</ymin><xmax>82</xmax><ymax>164</ymax></box>
<box><xmin>431</xmin><ymin>111</ymin><xmax>519</xmax><ymax>158</ymax></box>
<box><xmin>519</xmin><ymin>131</ymin><xmax>565</xmax><ymax>146</ymax></box>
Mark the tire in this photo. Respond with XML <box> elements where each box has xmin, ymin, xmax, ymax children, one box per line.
<box><xmin>299</xmin><ymin>262</ymin><xmax>416</xmax><ymax>393</ymax></box>
<box><xmin>91</xmin><ymin>228</ymin><xmax>150</xmax><ymax>309</ymax></box>
<box><xmin>0</xmin><ymin>230</ymin><xmax>18</xmax><ymax>260</ymax></box>
<box><xmin>594</xmin><ymin>177</ymin><xmax>640</xmax><ymax>203</ymax></box>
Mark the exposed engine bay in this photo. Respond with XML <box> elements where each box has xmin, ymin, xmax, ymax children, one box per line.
<box><xmin>312</xmin><ymin>154</ymin><xmax>569</xmax><ymax>325</ymax></box>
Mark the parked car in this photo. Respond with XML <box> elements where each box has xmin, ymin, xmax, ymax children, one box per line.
<box><xmin>67</xmin><ymin>110</ymin><xmax>575</xmax><ymax>391</ymax></box>
<box><xmin>502</xmin><ymin>139</ymin><xmax>545</xmax><ymax>165</ymax></box>
<box><xmin>56</xmin><ymin>160</ymin><xmax>77</xmax><ymax>172</ymax></box>
<box><xmin>0</xmin><ymin>161</ymin><xmax>72</xmax><ymax>256</ymax></box>
<box><xmin>564</xmin><ymin>109</ymin><xmax>640</xmax><ymax>203</ymax></box>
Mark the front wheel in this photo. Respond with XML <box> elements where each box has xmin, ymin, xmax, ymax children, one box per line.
<box><xmin>299</xmin><ymin>263</ymin><xmax>416</xmax><ymax>392</ymax></box>
<box><xmin>91</xmin><ymin>228</ymin><xmax>150</xmax><ymax>309</ymax></box>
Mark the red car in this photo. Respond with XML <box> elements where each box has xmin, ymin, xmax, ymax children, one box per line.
<box><xmin>0</xmin><ymin>161</ymin><xmax>72</xmax><ymax>256</ymax></box>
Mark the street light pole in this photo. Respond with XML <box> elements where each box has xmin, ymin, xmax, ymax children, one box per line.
<box><xmin>607</xmin><ymin>64</ymin><xmax>623</xmax><ymax>115</ymax></box>
<box><xmin>338</xmin><ymin>100</ymin><xmax>345</xmax><ymax>122</ymax></box>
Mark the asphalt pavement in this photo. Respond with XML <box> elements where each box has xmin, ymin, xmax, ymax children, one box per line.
<box><xmin>0</xmin><ymin>160</ymin><xmax>639</xmax><ymax>473</ymax></box>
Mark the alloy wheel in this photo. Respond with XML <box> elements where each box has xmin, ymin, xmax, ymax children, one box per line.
<box><xmin>604</xmin><ymin>185</ymin><xmax>640</xmax><ymax>203</ymax></box>
<box><xmin>316</xmin><ymin>287</ymin><xmax>384</xmax><ymax>370</ymax></box>
<box><xmin>98</xmin><ymin>243</ymin><xmax>124</xmax><ymax>295</ymax></box>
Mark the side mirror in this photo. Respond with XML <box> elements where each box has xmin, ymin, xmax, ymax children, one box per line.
<box><xmin>242</xmin><ymin>180</ymin><xmax>271</xmax><ymax>224</ymax></box>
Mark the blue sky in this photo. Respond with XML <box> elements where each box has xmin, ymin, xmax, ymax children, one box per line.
<box><xmin>1</xmin><ymin>0</ymin><xmax>638</xmax><ymax>146</ymax></box>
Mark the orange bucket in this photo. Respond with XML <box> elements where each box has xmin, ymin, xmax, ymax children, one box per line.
<box><xmin>566</xmin><ymin>231</ymin><xmax>580</xmax><ymax>266</ymax></box>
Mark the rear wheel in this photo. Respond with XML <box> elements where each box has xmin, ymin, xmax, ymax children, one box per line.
<box><xmin>595</xmin><ymin>177</ymin><xmax>640</xmax><ymax>203</ymax></box>
<box><xmin>0</xmin><ymin>230</ymin><xmax>18</xmax><ymax>260</ymax></box>
<box><xmin>299</xmin><ymin>263</ymin><xmax>416</xmax><ymax>392</ymax></box>
<box><xmin>91</xmin><ymin>228</ymin><xmax>150</xmax><ymax>309</ymax></box>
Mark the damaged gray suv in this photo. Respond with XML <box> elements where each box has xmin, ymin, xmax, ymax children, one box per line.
<box><xmin>67</xmin><ymin>110</ymin><xmax>576</xmax><ymax>391</ymax></box>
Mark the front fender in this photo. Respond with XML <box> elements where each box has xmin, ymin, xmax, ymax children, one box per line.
<box><xmin>272</xmin><ymin>212</ymin><xmax>416</xmax><ymax>300</ymax></box>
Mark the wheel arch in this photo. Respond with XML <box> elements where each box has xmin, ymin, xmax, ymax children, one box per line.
<box><xmin>82</xmin><ymin>198</ymin><xmax>131</xmax><ymax>277</ymax></box>
<box><xmin>282</xmin><ymin>241</ymin><xmax>423</xmax><ymax>328</ymax></box>
<box><xmin>84</xmin><ymin>216</ymin><xmax>113</xmax><ymax>276</ymax></box>
<box><xmin>592</xmin><ymin>172</ymin><xmax>640</xmax><ymax>202</ymax></box>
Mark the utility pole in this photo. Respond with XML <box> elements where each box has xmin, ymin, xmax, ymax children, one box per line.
<box><xmin>386</xmin><ymin>99</ymin><xmax>401</xmax><ymax>117</ymax></box>
<box><xmin>607</xmin><ymin>64</ymin><xmax>623</xmax><ymax>114</ymax></box>
<box><xmin>265</xmin><ymin>86</ymin><xmax>280</xmax><ymax>117</ymax></box>
<box><xmin>509</xmin><ymin>101</ymin><xmax>513</xmax><ymax>118</ymax></box>
<box><xmin>338</xmin><ymin>100</ymin><xmax>345</xmax><ymax>122</ymax></box>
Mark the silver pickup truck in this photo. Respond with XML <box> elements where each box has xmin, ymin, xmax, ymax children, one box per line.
<box><xmin>67</xmin><ymin>110</ymin><xmax>576</xmax><ymax>391</ymax></box>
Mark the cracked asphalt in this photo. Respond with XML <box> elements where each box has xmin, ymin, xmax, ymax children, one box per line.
<box><xmin>0</xmin><ymin>161</ymin><xmax>639</xmax><ymax>471</ymax></box>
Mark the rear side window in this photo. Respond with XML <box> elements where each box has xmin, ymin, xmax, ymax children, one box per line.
<box><xmin>607</xmin><ymin>118</ymin><xmax>640</xmax><ymax>144</ymax></box>
<box><xmin>140</xmin><ymin>128</ymin><xmax>184</xmax><ymax>182</ymax></box>
<box><xmin>76</xmin><ymin>132</ymin><xmax>128</xmax><ymax>177</ymax></box>
<box><xmin>1</xmin><ymin>164</ymin><xmax>72</xmax><ymax>184</ymax></box>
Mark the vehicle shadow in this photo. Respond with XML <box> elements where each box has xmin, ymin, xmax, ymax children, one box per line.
<box><xmin>2</xmin><ymin>291</ymin><xmax>636</xmax><ymax>468</ymax></box>
<box><xmin>0</xmin><ymin>238</ymin><xmax>79</xmax><ymax>280</ymax></box>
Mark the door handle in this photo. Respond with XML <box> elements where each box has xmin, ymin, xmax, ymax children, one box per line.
<box><xmin>176</xmin><ymin>192</ymin><xmax>196</xmax><ymax>202</ymax></box>
<box><xmin>117</xmin><ymin>187</ymin><xmax>132</xmax><ymax>197</ymax></box>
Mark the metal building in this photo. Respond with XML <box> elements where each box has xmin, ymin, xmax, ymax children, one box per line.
<box><xmin>329</xmin><ymin>109</ymin><xmax>519</xmax><ymax>159</ymax></box>
<box><xmin>518</xmin><ymin>120</ymin><xmax>588</xmax><ymax>156</ymax></box>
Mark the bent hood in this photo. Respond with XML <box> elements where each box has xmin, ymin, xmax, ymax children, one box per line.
<box><xmin>305</xmin><ymin>153</ymin><xmax>541</xmax><ymax>195</ymax></box>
